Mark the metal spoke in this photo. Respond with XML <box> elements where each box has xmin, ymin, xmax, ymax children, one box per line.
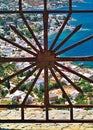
<box><xmin>54</xmin><ymin>65</ymin><xmax>83</xmax><ymax>94</ymax></box>
<box><xmin>49</xmin><ymin>68</ymin><xmax>72</xmax><ymax>106</ymax></box>
<box><xmin>53</xmin><ymin>24</ymin><xmax>82</xmax><ymax>52</ymax></box>
<box><xmin>43</xmin><ymin>0</ymin><xmax>48</xmax><ymax>51</ymax></box>
<box><xmin>10</xmin><ymin>66</ymin><xmax>38</xmax><ymax>94</ymax></box>
<box><xmin>0</xmin><ymin>35</ymin><xmax>36</xmax><ymax>56</ymax></box>
<box><xmin>56</xmin><ymin>35</ymin><xmax>93</xmax><ymax>55</ymax></box>
<box><xmin>55</xmin><ymin>62</ymin><xmax>93</xmax><ymax>83</ymax></box>
<box><xmin>56</xmin><ymin>56</ymin><xmax>93</xmax><ymax>61</ymax></box>
<box><xmin>10</xmin><ymin>24</ymin><xmax>39</xmax><ymax>53</ymax></box>
<box><xmin>0</xmin><ymin>63</ymin><xmax>36</xmax><ymax>83</ymax></box>
<box><xmin>49</xmin><ymin>13</ymin><xmax>71</xmax><ymax>50</ymax></box>
<box><xmin>19</xmin><ymin>0</ymin><xmax>43</xmax><ymax>52</ymax></box>
<box><xmin>22</xmin><ymin>68</ymin><xmax>42</xmax><ymax>105</ymax></box>
<box><xmin>0</xmin><ymin>57</ymin><xmax>36</xmax><ymax>62</ymax></box>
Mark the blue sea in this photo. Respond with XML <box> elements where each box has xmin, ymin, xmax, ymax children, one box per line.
<box><xmin>48</xmin><ymin>0</ymin><xmax>93</xmax><ymax>67</ymax></box>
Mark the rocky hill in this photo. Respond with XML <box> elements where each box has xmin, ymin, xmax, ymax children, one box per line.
<box><xmin>23</xmin><ymin>0</ymin><xmax>43</xmax><ymax>6</ymax></box>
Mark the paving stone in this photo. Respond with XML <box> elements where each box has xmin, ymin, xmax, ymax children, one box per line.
<box><xmin>1</xmin><ymin>110</ymin><xmax>93</xmax><ymax>129</ymax></box>
<box><xmin>85</xmin><ymin>128</ymin><xmax>93</xmax><ymax>130</ymax></box>
<box><xmin>63</xmin><ymin>127</ymin><xmax>71</xmax><ymax>130</ymax></box>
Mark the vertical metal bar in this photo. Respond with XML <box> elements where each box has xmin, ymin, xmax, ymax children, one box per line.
<box><xmin>69</xmin><ymin>0</ymin><xmax>72</xmax><ymax>11</ymax></box>
<box><xmin>44</xmin><ymin>67</ymin><xmax>49</xmax><ymax>121</ymax></box>
<box><xmin>70</xmin><ymin>107</ymin><xmax>73</xmax><ymax>121</ymax></box>
<box><xmin>44</xmin><ymin>0</ymin><xmax>47</xmax><ymax>10</ymax></box>
<box><xmin>21</xmin><ymin>107</ymin><xmax>24</xmax><ymax>120</ymax></box>
<box><xmin>43</xmin><ymin>0</ymin><xmax>48</xmax><ymax>51</ymax></box>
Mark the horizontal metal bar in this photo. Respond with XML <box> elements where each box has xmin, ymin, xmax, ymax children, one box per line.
<box><xmin>0</xmin><ymin>104</ymin><xmax>45</xmax><ymax>108</ymax></box>
<box><xmin>49</xmin><ymin>104</ymin><xmax>70</xmax><ymax>108</ymax></box>
<box><xmin>73</xmin><ymin>104</ymin><xmax>93</xmax><ymax>108</ymax></box>
<box><xmin>0</xmin><ymin>10</ymin><xmax>93</xmax><ymax>14</ymax></box>
<box><xmin>0</xmin><ymin>119</ymin><xmax>93</xmax><ymax>123</ymax></box>
<box><xmin>0</xmin><ymin>10</ymin><xmax>44</xmax><ymax>14</ymax></box>
<box><xmin>0</xmin><ymin>104</ymin><xmax>93</xmax><ymax>108</ymax></box>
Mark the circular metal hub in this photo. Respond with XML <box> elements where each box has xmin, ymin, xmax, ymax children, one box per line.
<box><xmin>37</xmin><ymin>51</ymin><xmax>56</xmax><ymax>68</ymax></box>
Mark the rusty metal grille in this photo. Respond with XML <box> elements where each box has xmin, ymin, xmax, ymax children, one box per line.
<box><xmin>0</xmin><ymin>0</ymin><xmax>93</xmax><ymax>123</ymax></box>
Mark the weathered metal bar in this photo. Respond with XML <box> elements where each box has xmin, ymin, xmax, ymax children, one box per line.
<box><xmin>49</xmin><ymin>68</ymin><xmax>72</xmax><ymax>106</ymax></box>
<box><xmin>0</xmin><ymin>35</ymin><xmax>36</xmax><ymax>56</ymax></box>
<box><xmin>55</xmin><ymin>62</ymin><xmax>93</xmax><ymax>83</ymax></box>
<box><xmin>69</xmin><ymin>0</ymin><xmax>72</xmax><ymax>11</ymax></box>
<box><xmin>49</xmin><ymin>13</ymin><xmax>72</xmax><ymax>50</ymax></box>
<box><xmin>56</xmin><ymin>35</ymin><xmax>93</xmax><ymax>55</ymax></box>
<box><xmin>0</xmin><ymin>10</ymin><xmax>93</xmax><ymax>14</ymax></box>
<box><xmin>1</xmin><ymin>119</ymin><xmax>93</xmax><ymax>123</ymax></box>
<box><xmin>21</xmin><ymin>107</ymin><xmax>24</xmax><ymax>120</ymax></box>
<box><xmin>54</xmin><ymin>65</ymin><xmax>83</xmax><ymax>93</ymax></box>
<box><xmin>44</xmin><ymin>67</ymin><xmax>49</xmax><ymax>120</ymax></box>
<box><xmin>19</xmin><ymin>0</ymin><xmax>43</xmax><ymax>52</ymax></box>
<box><xmin>22</xmin><ymin>68</ymin><xmax>42</xmax><ymax>104</ymax></box>
<box><xmin>56</xmin><ymin>56</ymin><xmax>93</xmax><ymax>61</ymax></box>
<box><xmin>0</xmin><ymin>63</ymin><xmax>36</xmax><ymax>83</ymax></box>
<box><xmin>0</xmin><ymin>57</ymin><xmax>36</xmax><ymax>62</ymax></box>
<box><xmin>10</xmin><ymin>66</ymin><xmax>38</xmax><ymax>94</ymax></box>
<box><xmin>43</xmin><ymin>0</ymin><xmax>48</xmax><ymax>51</ymax></box>
<box><xmin>10</xmin><ymin>25</ymin><xmax>39</xmax><ymax>53</ymax></box>
<box><xmin>53</xmin><ymin>24</ymin><xmax>82</xmax><ymax>52</ymax></box>
<box><xmin>70</xmin><ymin>107</ymin><xmax>73</xmax><ymax>121</ymax></box>
<box><xmin>0</xmin><ymin>104</ymin><xmax>45</xmax><ymax>108</ymax></box>
<box><xmin>0</xmin><ymin>104</ymin><xmax>93</xmax><ymax>108</ymax></box>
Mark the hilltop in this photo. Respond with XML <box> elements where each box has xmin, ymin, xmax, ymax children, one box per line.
<box><xmin>23</xmin><ymin>0</ymin><xmax>43</xmax><ymax>6</ymax></box>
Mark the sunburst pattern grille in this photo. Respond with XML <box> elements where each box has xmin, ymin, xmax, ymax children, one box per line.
<box><xmin>0</xmin><ymin>0</ymin><xmax>93</xmax><ymax>123</ymax></box>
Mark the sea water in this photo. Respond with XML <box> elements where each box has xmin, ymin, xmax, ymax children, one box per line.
<box><xmin>48</xmin><ymin>0</ymin><xmax>93</xmax><ymax>67</ymax></box>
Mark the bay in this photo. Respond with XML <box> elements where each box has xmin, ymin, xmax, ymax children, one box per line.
<box><xmin>48</xmin><ymin>0</ymin><xmax>93</xmax><ymax>67</ymax></box>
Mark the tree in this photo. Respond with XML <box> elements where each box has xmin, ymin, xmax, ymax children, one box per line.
<box><xmin>1</xmin><ymin>89</ymin><xmax>8</xmax><ymax>98</ymax></box>
<box><xmin>2</xmin><ymin>80</ymin><xmax>10</xmax><ymax>90</ymax></box>
<box><xmin>75</xmin><ymin>93</ymin><xmax>86</xmax><ymax>104</ymax></box>
<box><xmin>39</xmin><ymin>85</ymin><xmax>45</xmax><ymax>93</ymax></box>
<box><xmin>55</xmin><ymin>98</ymin><xmax>65</xmax><ymax>104</ymax></box>
<box><xmin>0</xmin><ymin>64</ymin><xmax>4</xmax><ymax>76</ymax></box>
<box><xmin>78</xmin><ymin>79</ymin><xmax>93</xmax><ymax>93</ymax></box>
<box><xmin>5</xmin><ymin>80</ymin><xmax>11</xmax><ymax>90</ymax></box>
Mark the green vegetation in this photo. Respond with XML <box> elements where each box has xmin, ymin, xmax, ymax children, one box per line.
<box><xmin>0</xmin><ymin>62</ymin><xmax>17</xmax><ymax>77</ymax></box>
<box><xmin>19</xmin><ymin>82</ymin><xmax>31</xmax><ymax>91</ymax></box>
<box><xmin>0</xmin><ymin>17</ymin><xmax>6</xmax><ymax>26</ymax></box>
<box><xmin>77</xmin><ymin>79</ymin><xmax>93</xmax><ymax>93</ymax></box>
<box><xmin>0</xmin><ymin>85</ymin><xmax>8</xmax><ymax>98</ymax></box>
<box><xmin>75</xmin><ymin>93</ymin><xmax>86</xmax><ymax>104</ymax></box>
<box><xmin>33</xmin><ymin>86</ymin><xmax>44</xmax><ymax>102</ymax></box>
<box><xmin>12</xmin><ymin>98</ymin><xmax>19</xmax><ymax>105</ymax></box>
<box><xmin>49</xmin><ymin>82</ymin><xmax>66</xmax><ymax>90</ymax></box>
<box><xmin>55</xmin><ymin>98</ymin><xmax>65</xmax><ymax>104</ymax></box>
<box><xmin>0</xmin><ymin>62</ymin><xmax>18</xmax><ymax>94</ymax></box>
<box><xmin>75</xmin><ymin>79</ymin><xmax>93</xmax><ymax>105</ymax></box>
<box><xmin>2</xmin><ymin>80</ymin><xmax>11</xmax><ymax>90</ymax></box>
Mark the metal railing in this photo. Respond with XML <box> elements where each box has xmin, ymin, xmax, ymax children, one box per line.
<box><xmin>0</xmin><ymin>0</ymin><xmax>93</xmax><ymax>123</ymax></box>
